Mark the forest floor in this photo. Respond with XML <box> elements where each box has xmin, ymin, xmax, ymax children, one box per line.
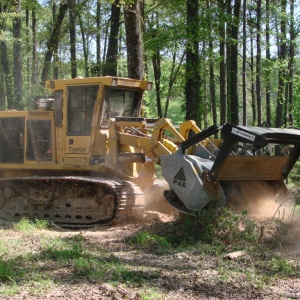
<box><xmin>0</xmin><ymin>181</ymin><xmax>299</xmax><ymax>300</ymax></box>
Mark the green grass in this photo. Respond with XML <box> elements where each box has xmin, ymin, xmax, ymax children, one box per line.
<box><xmin>0</xmin><ymin>225</ymin><xmax>163</xmax><ymax>297</ymax></box>
<box><xmin>154</xmin><ymin>164</ymin><xmax>163</xmax><ymax>179</ymax></box>
<box><xmin>289</xmin><ymin>161</ymin><xmax>300</xmax><ymax>183</ymax></box>
<box><xmin>126</xmin><ymin>207</ymin><xmax>300</xmax><ymax>288</ymax></box>
<box><xmin>266</xmin><ymin>256</ymin><xmax>296</xmax><ymax>277</ymax></box>
<box><xmin>41</xmin><ymin>236</ymin><xmax>84</xmax><ymax>260</ymax></box>
<box><xmin>127</xmin><ymin>231</ymin><xmax>171</xmax><ymax>253</ymax></box>
<box><xmin>128</xmin><ymin>207</ymin><xmax>260</xmax><ymax>254</ymax></box>
<box><xmin>13</xmin><ymin>217</ymin><xmax>50</xmax><ymax>232</ymax></box>
<box><xmin>0</xmin><ymin>213</ymin><xmax>298</xmax><ymax>298</ymax></box>
<box><xmin>0</xmin><ymin>260</ymin><xmax>16</xmax><ymax>283</ymax></box>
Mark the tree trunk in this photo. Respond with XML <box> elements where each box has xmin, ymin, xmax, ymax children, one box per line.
<box><xmin>13</xmin><ymin>0</ymin><xmax>23</xmax><ymax>109</ymax></box>
<box><xmin>287</xmin><ymin>0</ymin><xmax>295</xmax><ymax>126</ymax></box>
<box><xmin>68</xmin><ymin>0</ymin><xmax>77</xmax><ymax>78</ymax></box>
<box><xmin>265</xmin><ymin>0</ymin><xmax>271</xmax><ymax>126</ymax></box>
<box><xmin>53</xmin><ymin>49</ymin><xmax>59</xmax><ymax>79</ymax></box>
<box><xmin>164</xmin><ymin>51</ymin><xmax>185</xmax><ymax>118</ymax></box>
<box><xmin>103</xmin><ymin>0</ymin><xmax>121</xmax><ymax>76</ymax></box>
<box><xmin>52</xmin><ymin>1</ymin><xmax>59</xmax><ymax>80</ymax></box>
<box><xmin>242</xmin><ymin>0</ymin><xmax>247</xmax><ymax>125</ymax></box>
<box><xmin>96</xmin><ymin>0</ymin><xmax>101</xmax><ymax>76</ymax></box>
<box><xmin>0</xmin><ymin>72</ymin><xmax>5</xmax><ymax>108</ymax></box>
<box><xmin>26</xmin><ymin>6</ymin><xmax>30</xmax><ymax>86</ymax></box>
<box><xmin>102</xmin><ymin>20</ymin><xmax>109</xmax><ymax>64</ymax></box>
<box><xmin>0</xmin><ymin>2</ymin><xmax>12</xmax><ymax>107</ymax></box>
<box><xmin>185</xmin><ymin>0</ymin><xmax>200</xmax><ymax>124</ymax></box>
<box><xmin>226</xmin><ymin>0</ymin><xmax>241</xmax><ymax>125</ymax></box>
<box><xmin>32</xmin><ymin>0</ymin><xmax>38</xmax><ymax>86</ymax></box>
<box><xmin>149</xmin><ymin>13</ymin><xmax>162</xmax><ymax>118</ymax></box>
<box><xmin>226</xmin><ymin>0</ymin><xmax>231</xmax><ymax>122</ymax></box>
<box><xmin>250</xmin><ymin>25</ymin><xmax>256</xmax><ymax>125</ymax></box>
<box><xmin>256</xmin><ymin>0</ymin><xmax>262</xmax><ymax>126</ymax></box>
<box><xmin>208</xmin><ymin>0</ymin><xmax>217</xmax><ymax>127</ymax></box>
<box><xmin>78</xmin><ymin>12</ymin><xmax>89</xmax><ymax>77</ymax></box>
<box><xmin>0</xmin><ymin>40</ymin><xmax>13</xmax><ymax>108</ymax></box>
<box><xmin>124</xmin><ymin>0</ymin><xmax>144</xmax><ymax>79</ymax></box>
<box><xmin>152</xmin><ymin>47</ymin><xmax>162</xmax><ymax>118</ymax></box>
<box><xmin>209</xmin><ymin>44</ymin><xmax>217</xmax><ymax>127</ymax></box>
<box><xmin>275</xmin><ymin>0</ymin><xmax>287</xmax><ymax>128</ymax></box>
<box><xmin>218</xmin><ymin>0</ymin><xmax>226</xmax><ymax>125</ymax></box>
<box><xmin>40</xmin><ymin>2</ymin><xmax>68</xmax><ymax>84</ymax></box>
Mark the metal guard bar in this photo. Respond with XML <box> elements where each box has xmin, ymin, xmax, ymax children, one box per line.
<box><xmin>179</xmin><ymin>124</ymin><xmax>220</xmax><ymax>154</ymax></box>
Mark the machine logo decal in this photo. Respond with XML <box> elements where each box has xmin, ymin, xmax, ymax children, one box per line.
<box><xmin>68</xmin><ymin>147</ymin><xmax>87</xmax><ymax>153</ymax></box>
<box><xmin>173</xmin><ymin>167</ymin><xmax>186</xmax><ymax>187</ymax></box>
<box><xmin>231</xmin><ymin>128</ymin><xmax>255</xmax><ymax>141</ymax></box>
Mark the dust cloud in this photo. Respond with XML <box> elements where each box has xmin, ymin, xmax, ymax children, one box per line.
<box><xmin>143</xmin><ymin>179</ymin><xmax>297</xmax><ymax>223</ymax></box>
<box><xmin>286</xmin><ymin>216</ymin><xmax>300</xmax><ymax>251</ymax></box>
<box><xmin>222</xmin><ymin>180</ymin><xmax>296</xmax><ymax>222</ymax></box>
<box><xmin>222</xmin><ymin>180</ymin><xmax>300</xmax><ymax>253</ymax></box>
<box><xmin>141</xmin><ymin>178</ymin><xmax>300</xmax><ymax>253</ymax></box>
<box><xmin>143</xmin><ymin>179</ymin><xmax>179</xmax><ymax>221</ymax></box>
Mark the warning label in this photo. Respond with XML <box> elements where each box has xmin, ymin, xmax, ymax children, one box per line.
<box><xmin>231</xmin><ymin>128</ymin><xmax>255</xmax><ymax>141</ymax></box>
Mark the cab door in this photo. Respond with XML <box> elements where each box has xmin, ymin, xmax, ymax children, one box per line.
<box><xmin>64</xmin><ymin>84</ymin><xmax>101</xmax><ymax>165</ymax></box>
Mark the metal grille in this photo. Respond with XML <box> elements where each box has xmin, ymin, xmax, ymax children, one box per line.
<box><xmin>0</xmin><ymin>117</ymin><xmax>25</xmax><ymax>163</ymax></box>
<box><xmin>67</xmin><ymin>85</ymin><xmax>99</xmax><ymax>136</ymax></box>
<box><xmin>26</xmin><ymin>120</ymin><xmax>52</xmax><ymax>161</ymax></box>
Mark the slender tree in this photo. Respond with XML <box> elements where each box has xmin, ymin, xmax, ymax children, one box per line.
<box><xmin>256</xmin><ymin>0</ymin><xmax>261</xmax><ymax>126</ymax></box>
<box><xmin>242</xmin><ymin>0</ymin><xmax>247</xmax><ymax>125</ymax></box>
<box><xmin>68</xmin><ymin>0</ymin><xmax>77</xmax><ymax>78</ymax></box>
<box><xmin>40</xmin><ymin>1</ymin><xmax>68</xmax><ymax>84</ymax></box>
<box><xmin>96</xmin><ymin>0</ymin><xmax>101</xmax><ymax>76</ymax></box>
<box><xmin>13</xmin><ymin>0</ymin><xmax>23</xmax><ymax>109</ymax></box>
<box><xmin>249</xmin><ymin>23</ymin><xmax>256</xmax><ymax>125</ymax></box>
<box><xmin>265</xmin><ymin>0</ymin><xmax>271</xmax><ymax>126</ymax></box>
<box><xmin>0</xmin><ymin>71</ymin><xmax>4</xmax><ymax>108</ymax></box>
<box><xmin>186</xmin><ymin>0</ymin><xmax>200</xmax><ymax>124</ymax></box>
<box><xmin>164</xmin><ymin>50</ymin><xmax>185</xmax><ymax>118</ymax></box>
<box><xmin>218</xmin><ymin>0</ymin><xmax>226</xmax><ymax>125</ymax></box>
<box><xmin>275</xmin><ymin>0</ymin><xmax>287</xmax><ymax>128</ymax></box>
<box><xmin>207</xmin><ymin>0</ymin><xmax>217</xmax><ymax>127</ymax></box>
<box><xmin>226</xmin><ymin>0</ymin><xmax>241</xmax><ymax>124</ymax></box>
<box><xmin>31</xmin><ymin>0</ymin><xmax>38</xmax><ymax>86</ymax></box>
<box><xmin>0</xmin><ymin>2</ymin><xmax>13</xmax><ymax>108</ymax></box>
<box><xmin>287</xmin><ymin>0</ymin><xmax>295</xmax><ymax>126</ymax></box>
<box><xmin>78</xmin><ymin>9</ymin><xmax>89</xmax><ymax>77</ymax></box>
<box><xmin>148</xmin><ymin>12</ymin><xmax>162</xmax><ymax>118</ymax></box>
<box><xmin>26</xmin><ymin>4</ymin><xmax>30</xmax><ymax>85</ymax></box>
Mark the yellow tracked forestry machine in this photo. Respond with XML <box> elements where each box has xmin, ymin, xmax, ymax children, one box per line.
<box><xmin>0</xmin><ymin>76</ymin><xmax>299</xmax><ymax>227</ymax></box>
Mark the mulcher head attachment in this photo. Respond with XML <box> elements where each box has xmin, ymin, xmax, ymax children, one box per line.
<box><xmin>161</xmin><ymin>123</ymin><xmax>300</xmax><ymax>217</ymax></box>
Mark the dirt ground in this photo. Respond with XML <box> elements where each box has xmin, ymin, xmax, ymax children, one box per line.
<box><xmin>1</xmin><ymin>180</ymin><xmax>300</xmax><ymax>300</ymax></box>
<box><xmin>8</xmin><ymin>214</ymin><xmax>299</xmax><ymax>300</ymax></box>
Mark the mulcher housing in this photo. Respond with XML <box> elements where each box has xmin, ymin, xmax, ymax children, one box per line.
<box><xmin>161</xmin><ymin>123</ymin><xmax>300</xmax><ymax>213</ymax></box>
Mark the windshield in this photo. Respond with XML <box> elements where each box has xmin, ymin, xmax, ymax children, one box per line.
<box><xmin>99</xmin><ymin>88</ymin><xmax>143</xmax><ymax>127</ymax></box>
